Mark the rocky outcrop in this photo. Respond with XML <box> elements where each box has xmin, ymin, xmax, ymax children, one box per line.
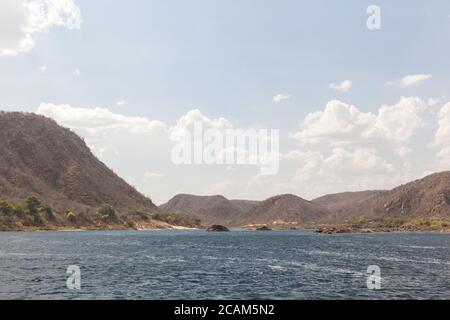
<box><xmin>256</xmin><ymin>226</ymin><xmax>272</xmax><ymax>231</ymax></box>
<box><xmin>207</xmin><ymin>225</ymin><xmax>230</xmax><ymax>232</ymax></box>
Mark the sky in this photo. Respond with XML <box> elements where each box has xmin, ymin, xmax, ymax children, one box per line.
<box><xmin>1</xmin><ymin>0</ymin><xmax>450</xmax><ymax>204</ymax></box>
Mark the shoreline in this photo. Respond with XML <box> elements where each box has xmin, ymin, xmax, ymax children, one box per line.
<box><xmin>315</xmin><ymin>226</ymin><xmax>450</xmax><ymax>234</ymax></box>
<box><xmin>1</xmin><ymin>225</ymin><xmax>450</xmax><ymax>234</ymax></box>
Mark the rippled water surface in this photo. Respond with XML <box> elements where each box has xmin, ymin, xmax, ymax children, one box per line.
<box><xmin>1</xmin><ymin>230</ymin><xmax>449</xmax><ymax>299</ymax></box>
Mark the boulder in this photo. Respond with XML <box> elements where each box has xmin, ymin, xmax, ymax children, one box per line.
<box><xmin>256</xmin><ymin>226</ymin><xmax>272</xmax><ymax>231</ymax></box>
<box><xmin>207</xmin><ymin>225</ymin><xmax>230</xmax><ymax>232</ymax></box>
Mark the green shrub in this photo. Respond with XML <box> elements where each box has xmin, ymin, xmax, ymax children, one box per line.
<box><xmin>150</xmin><ymin>212</ymin><xmax>201</xmax><ymax>227</ymax></box>
<box><xmin>350</xmin><ymin>215</ymin><xmax>368</xmax><ymax>227</ymax></box>
<box><xmin>0</xmin><ymin>199</ymin><xmax>13</xmax><ymax>217</ymax></box>
<box><xmin>40</xmin><ymin>206</ymin><xmax>55</xmax><ymax>221</ymax></box>
<box><xmin>25</xmin><ymin>196</ymin><xmax>41</xmax><ymax>214</ymax></box>
<box><xmin>13</xmin><ymin>204</ymin><xmax>26</xmax><ymax>218</ymax></box>
<box><xmin>97</xmin><ymin>204</ymin><xmax>118</xmax><ymax>221</ymax></box>
<box><xmin>125</xmin><ymin>219</ymin><xmax>136</xmax><ymax>229</ymax></box>
<box><xmin>407</xmin><ymin>216</ymin><xmax>450</xmax><ymax>228</ymax></box>
<box><xmin>382</xmin><ymin>217</ymin><xmax>406</xmax><ymax>228</ymax></box>
<box><xmin>66</xmin><ymin>210</ymin><xmax>78</xmax><ymax>222</ymax></box>
<box><xmin>132</xmin><ymin>210</ymin><xmax>150</xmax><ymax>221</ymax></box>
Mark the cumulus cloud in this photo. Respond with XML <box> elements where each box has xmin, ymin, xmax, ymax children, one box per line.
<box><xmin>283</xmin><ymin>96</ymin><xmax>433</xmax><ymax>197</ymax></box>
<box><xmin>0</xmin><ymin>0</ymin><xmax>81</xmax><ymax>56</ymax></box>
<box><xmin>290</xmin><ymin>97</ymin><xmax>426</xmax><ymax>146</ymax></box>
<box><xmin>210</xmin><ymin>146</ymin><xmax>403</xmax><ymax>201</ymax></box>
<box><xmin>144</xmin><ymin>172</ymin><xmax>164</xmax><ymax>179</ymax></box>
<box><xmin>329</xmin><ymin>80</ymin><xmax>352</xmax><ymax>93</ymax></box>
<box><xmin>170</xmin><ymin>108</ymin><xmax>232</xmax><ymax>142</ymax></box>
<box><xmin>435</xmin><ymin>102</ymin><xmax>450</xmax><ymax>168</ymax></box>
<box><xmin>272</xmin><ymin>94</ymin><xmax>291</xmax><ymax>103</ymax></box>
<box><xmin>116</xmin><ymin>100</ymin><xmax>128</xmax><ymax>107</ymax></box>
<box><xmin>280</xmin><ymin>147</ymin><xmax>401</xmax><ymax>198</ymax></box>
<box><xmin>37</xmin><ymin>103</ymin><xmax>167</xmax><ymax>135</ymax></box>
<box><xmin>400</xmin><ymin>74</ymin><xmax>432</xmax><ymax>87</ymax></box>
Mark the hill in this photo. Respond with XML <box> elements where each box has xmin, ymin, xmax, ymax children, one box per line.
<box><xmin>338</xmin><ymin>172</ymin><xmax>450</xmax><ymax>219</ymax></box>
<box><xmin>240</xmin><ymin>194</ymin><xmax>330</xmax><ymax>226</ymax></box>
<box><xmin>159</xmin><ymin>194</ymin><xmax>246</xmax><ymax>225</ymax></box>
<box><xmin>312</xmin><ymin>190</ymin><xmax>385</xmax><ymax>220</ymax></box>
<box><xmin>0</xmin><ymin>112</ymin><xmax>172</xmax><ymax>230</ymax></box>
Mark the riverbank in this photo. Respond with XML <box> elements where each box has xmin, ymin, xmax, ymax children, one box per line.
<box><xmin>315</xmin><ymin>225</ymin><xmax>450</xmax><ymax>234</ymax></box>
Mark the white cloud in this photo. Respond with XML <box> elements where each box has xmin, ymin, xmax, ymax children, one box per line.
<box><xmin>285</xmin><ymin>148</ymin><xmax>401</xmax><ymax>198</ymax></box>
<box><xmin>210</xmin><ymin>146</ymin><xmax>404</xmax><ymax>201</ymax></box>
<box><xmin>144</xmin><ymin>172</ymin><xmax>164</xmax><ymax>179</ymax></box>
<box><xmin>0</xmin><ymin>0</ymin><xmax>81</xmax><ymax>56</ymax></box>
<box><xmin>73</xmin><ymin>68</ymin><xmax>81</xmax><ymax>76</ymax></box>
<box><xmin>291</xmin><ymin>97</ymin><xmax>426</xmax><ymax>146</ymax></box>
<box><xmin>435</xmin><ymin>102</ymin><xmax>450</xmax><ymax>168</ymax></box>
<box><xmin>36</xmin><ymin>103</ymin><xmax>167</xmax><ymax>134</ymax></box>
<box><xmin>284</xmin><ymin>97</ymin><xmax>431</xmax><ymax>198</ymax></box>
<box><xmin>116</xmin><ymin>100</ymin><xmax>128</xmax><ymax>107</ymax></box>
<box><xmin>400</xmin><ymin>74</ymin><xmax>432</xmax><ymax>87</ymax></box>
<box><xmin>170</xmin><ymin>108</ymin><xmax>232</xmax><ymax>142</ymax></box>
<box><xmin>272</xmin><ymin>94</ymin><xmax>291</xmax><ymax>103</ymax></box>
<box><xmin>329</xmin><ymin>80</ymin><xmax>352</xmax><ymax>93</ymax></box>
<box><xmin>427</xmin><ymin>96</ymin><xmax>446</xmax><ymax>107</ymax></box>
<box><xmin>38</xmin><ymin>65</ymin><xmax>47</xmax><ymax>72</ymax></box>
<box><xmin>293</xmin><ymin>148</ymin><xmax>395</xmax><ymax>177</ymax></box>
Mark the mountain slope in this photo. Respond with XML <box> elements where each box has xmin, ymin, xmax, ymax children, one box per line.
<box><xmin>0</xmin><ymin>112</ymin><xmax>157</xmax><ymax>214</ymax></box>
<box><xmin>229</xmin><ymin>199</ymin><xmax>260</xmax><ymax>213</ymax></box>
<box><xmin>347</xmin><ymin>172</ymin><xmax>450</xmax><ymax>218</ymax></box>
<box><xmin>159</xmin><ymin>194</ymin><xmax>245</xmax><ymax>225</ymax></box>
<box><xmin>313</xmin><ymin>190</ymin><xmax>386</xmax><ymax>220</ymax></box>
<box><xmin>317</xmin><ymin>172</ymin><xmax>450</xmax><ymax>222</ymax></box>
<box><xmin>241</xmin><ymin>194</ymin><xmax>330</xmax><ymax>225</ymax></box>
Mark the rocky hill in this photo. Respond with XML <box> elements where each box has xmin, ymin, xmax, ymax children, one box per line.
<box><xmin>0</xmin><ymin>112</ymin><xmax>167</xmax><ymax>230</ymax></box>
<box><xmin>161</xmin><ymin>172</ymin><xmax>450</xmax><ymax>229</ymax></box>
<box><xmin>312</xmin><ymin>190</ymin><xmax>386</xmax><ymax>220</ymax></box>
<box><xmin>160</xmin><ymin>194</ymin><xmax>331</xmax><ymax>227</ymax></box>
<box><xmin>159</xmin><ymin>194</ymin><xmax>247</xmax><ymax>225</ymax></box>
<box><xmin>240</xmin><ymin>194</ymin><xmax>330</xmax><ymax>226</ymax></box>
<box><xmin>332</xmin><ymin>172</ymin><xmax>450</xmax><ymax>220</ymax></box>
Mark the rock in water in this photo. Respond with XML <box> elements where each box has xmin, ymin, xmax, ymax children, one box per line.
<box><xmin>256</xmin><ymin>226</ymin><xmax>272</xmax><ymax>231</ymax></box>
<box><xmin>207</xmin><ymin>225</ymin><xmax>230</xmax><ymax>232</ymax></box>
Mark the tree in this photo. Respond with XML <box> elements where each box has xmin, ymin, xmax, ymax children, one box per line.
<box><xmin>23</xmin><ymin>196</ymin><xmax>44</xmax><ymax>226</ymax></box>
<box><xmin>97</xmin><ymin>204</ymin><xmax>118</xmax><ymax>221</ymax></box>
<box><xmin>40</xmin><ymin>206</ymin><xmax>55</xmax><ymax>221</ymax></box>
<box><xmin>25</xmin><ymin>196</ymin><xmax>41</xmax><ymax>214</ymax></box>
<box><xmin>0</xmin><ymin>199</ymin><xmax>13</xmax><ymax>217</ymax></box>
<box><xmin>66</xmin><ymin>210</ymin><xmax>77</xmax><ymax>223</ymax></box>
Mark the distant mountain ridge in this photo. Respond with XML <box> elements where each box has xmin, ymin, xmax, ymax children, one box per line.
<box><xmin>239</xmin><ymin>194</ymin><xmax>330</xmax><ymax>225</ymax></box>
<box><xmin>159</xmin><ymin>194</ymin><xmax>246</xmax><ymax>225</ymax></box>
<box><xmin>329</xmin><ymin>172</ymin><xmax>450</xmax><ymax>219</ymax></box>
<box><xmin>312</xmin><ymin>190</ymin><xmax>386</xmax><ymax>221</ymax></box>
<box><xmin>161</xmin><ymin>172</ymin><xmax>450</xmax><ymax>226</ymax></box>
<box><xmin>159</xmin><ymin>193</ymin><xmax>330</xmax><ymax>226</ymax></box>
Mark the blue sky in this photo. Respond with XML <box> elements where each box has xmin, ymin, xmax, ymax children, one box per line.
<box><xmin>1</xmin><ymin>0</ymin><xmax>450</xmax><ymax>204</ymax></box>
